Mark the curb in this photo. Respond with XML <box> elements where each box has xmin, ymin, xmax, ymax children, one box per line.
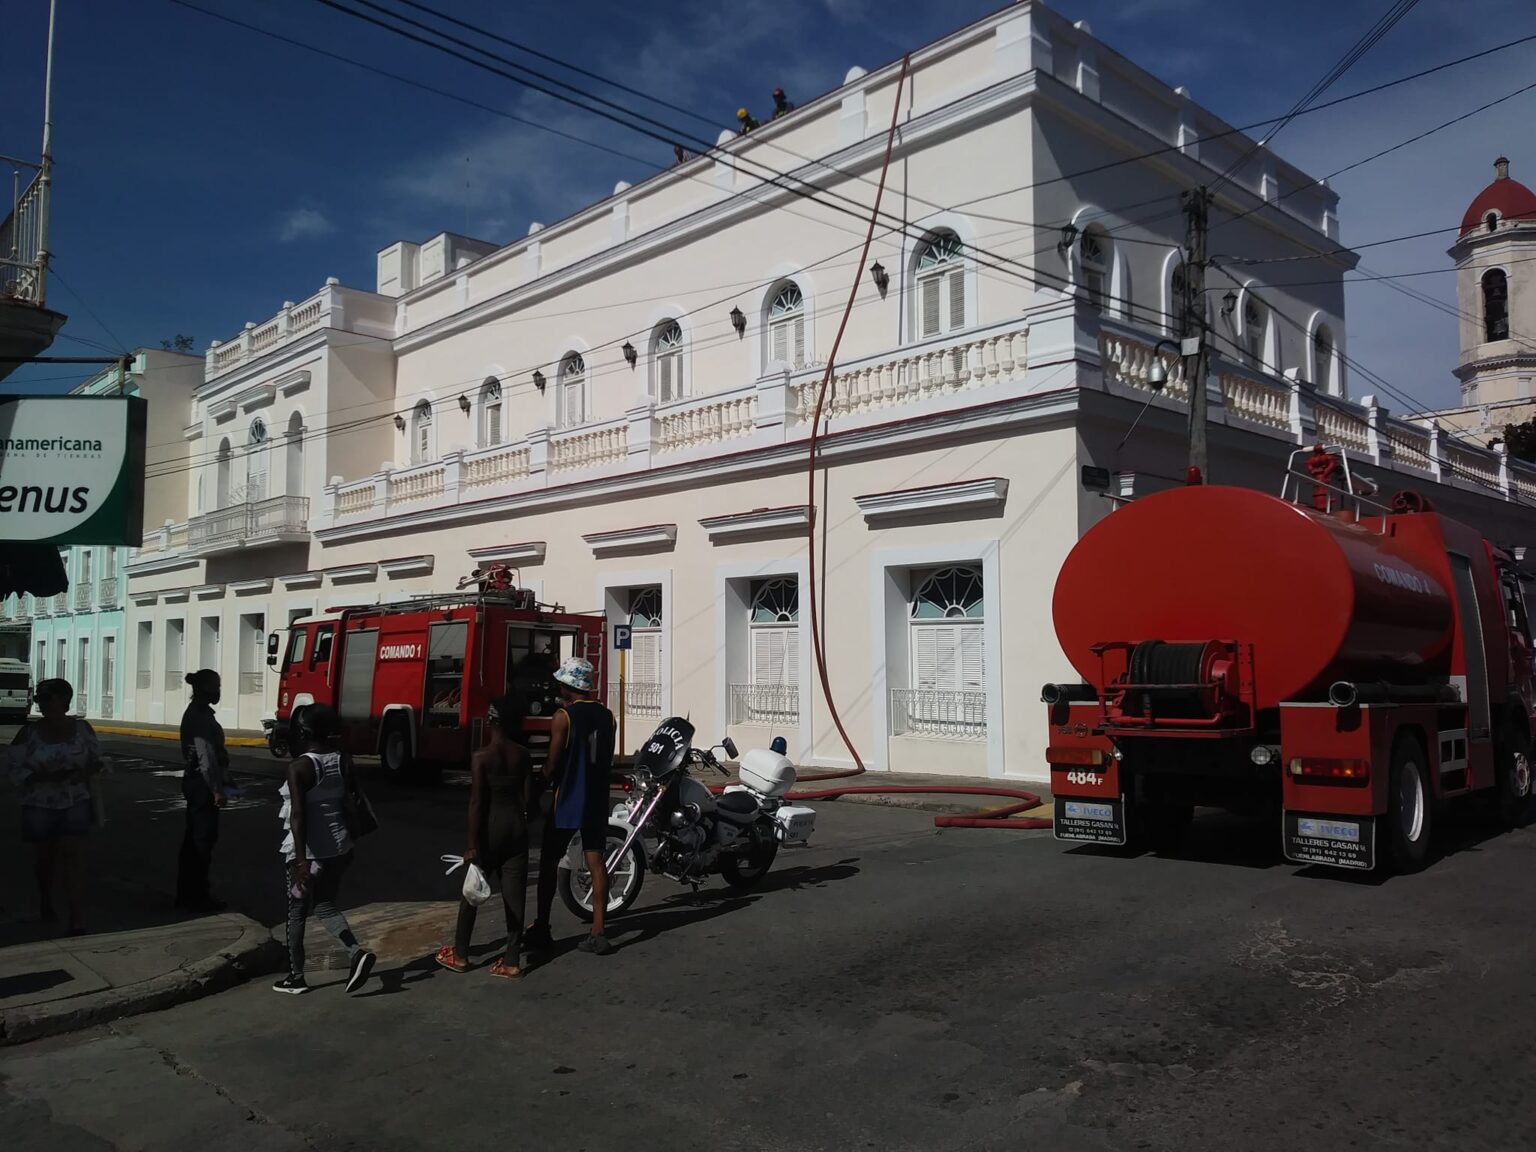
<box><xmin>93</xmin><ymin>724</ymin><xmax>268</xmax><ymax>748</ymax></box>
<box><xmin>0</xmin><ymin>916</ymin><xmax>281</xmax><ymax>1047</ymax></box>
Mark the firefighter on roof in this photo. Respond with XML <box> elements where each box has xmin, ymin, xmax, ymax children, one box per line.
<box><xmin>736</xmin><ymin>107</ymin><xmax>760</xmax><ymax>134</ymax></box>
<box><xmin>771</xmin><ymin>87</ymin><xmax>794</xmax><ymax>119</ymax></box>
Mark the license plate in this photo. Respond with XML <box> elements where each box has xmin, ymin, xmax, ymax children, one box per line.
<box><xmin>1284</xmin><ymin>810</ymin><xmax>1374</xmax><ymax>870</ymax></box>
<box><xmin>1054</xmin><ymin>796</ymin><xmax>1126</xmax><ymax>845</ymax></box>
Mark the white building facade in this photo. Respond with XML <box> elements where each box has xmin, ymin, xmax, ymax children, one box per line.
<box><xmin>108</xmin><ymin>3</ymin><xmax>1536</xmax><ymax>778</ymax></box>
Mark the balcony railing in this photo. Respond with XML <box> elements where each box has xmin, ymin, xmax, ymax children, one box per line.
<box><xmin>166</xmin><ymin>669</ymin><xmax>185</xmax><ymax>693</ymax></box>
<box><xmin>99</xmin><ymin>694</ymin><xmax>114</xmax><ymax>720</ymax></box>
<box><xmin>74</xmin><ymin>584</ymin><xmax>93</xmax><ymax>611</ymax></box>
<box><xmin>52</xmin><ymin>593</ymin><xmax>67</xmax><ymax>614</ymax></box>
<box><xmin>239</xmin><ymin>671</ymin><xmax>264</xmax><ymax>696</ymax></box>
<box><xmin>890</xmin><ymin>689</ymin><xmax>987</xmax><ymax>740</ymax></box>
<box><xmin>207</xmin><ymin>290</ymin><xmax>331</xmax><ymax>378</ymax></box>
<box><xmin>729</xmin><ymin>683</ymin><xmax>800</xmax><ymax>726</ymax></box>
<box><xmin>610</xmin><ymin>680</ymin><xmax>661</xmax><ymax>719</ymax></box>
<box><xmin>1</xmin><ymin>166</ymin><xmax>48</xmax><ymax>306</ymax></box>
<box><xmin>98</xmin><ymin>576</ymin><xmax>119</xmax><ymax>609</ymax></box>
<box><xmin>188</xmin><ymin>495</ymin><xmax>309</xmax><ymax>553</ymax></box>
<box><xmin>136</xmin><ymin>669</ymin><xmax>152</xmax><ymax>691</ymax></box>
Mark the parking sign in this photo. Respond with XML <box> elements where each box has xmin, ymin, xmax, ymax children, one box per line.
<box><xmin>612</xmin><ymin>623</ymin><xmax>633</xmax><ymax>650</ymax></box>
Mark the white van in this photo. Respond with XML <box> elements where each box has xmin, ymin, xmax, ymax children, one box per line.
<box><xmin>0</xmin><ymin>658</ymin><xmax>33</xmax><ymax>721</ymax></box>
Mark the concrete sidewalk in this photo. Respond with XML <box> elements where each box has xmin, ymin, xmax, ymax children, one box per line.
<box><xmin>93</xmin><ymin>719</ymin><xmax>269</xmax><ymax>748</ymax></box>
<box><xmin>0</xmin><ymin>913</ymin><xmax>277</xmax><ymax>1045</ymax></box>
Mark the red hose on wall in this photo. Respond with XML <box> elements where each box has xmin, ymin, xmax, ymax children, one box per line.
<box><xmin>794</xmin><ymin>54</ymin><xmax>1049</xmax><ymax>831</ymax></box>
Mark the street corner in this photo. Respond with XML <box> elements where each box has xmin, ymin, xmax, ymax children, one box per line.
<box><xmin>0</xmin><ymin>913</ymin><xmax>279</xmax><ymax>1046</ymax></box>
<box><xmin>268</xmin><ymin>900</ymin><xmax>461</xmax><ymax>971</ymax></box>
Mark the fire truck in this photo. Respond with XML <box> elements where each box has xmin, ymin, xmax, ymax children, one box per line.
<box><xmin>1044</xmin><ymin>447</ymin><xmax>1536</xmax><ymax>873</ymax></box>
<box><xmin>265</xmin><ymin>573</ymin><xmax>606</xmax><ymax>779</ymax></box>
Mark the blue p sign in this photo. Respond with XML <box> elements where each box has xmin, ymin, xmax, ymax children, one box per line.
<box><xmin>612</xmin><ymin>623</ymin><xmax>633</xmax><ymax>651</ymax></box>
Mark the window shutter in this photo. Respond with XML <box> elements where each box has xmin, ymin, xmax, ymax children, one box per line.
<box><xmin>959</xmin><ymin>624</ymin><xmax>984</xmax><ymax>690</ymax></box>
<box><xmin>488</xmin><ymin>404</ymin><xmax>502</xmax><ymax>446</ymax></box>
<box><xmin>912</xmin><ymin>626</ymin><xmax>940</xmax><ymax>690</ymax></box>
<box><xmin>948</xmin><ymin>268</ymin><xmax>966</xmax><ymax>331</ymax></box>
<box><xmin>921</xmin><ymin>276</ymin><xmax>941</xmax><ymax>338</ymax></box>
<box><xmin>658</xmin><ymin>355</ymin><xmax>672</xmax><ymax>403</ymax></box>
<box><xmin>792</xmin><ymin>315</ymin><xmax>805</xmax><ymax>367</ymax></box>
<box><xmin>771</xmin><ymin>320</ymin><xmax>788</xmax><ymax>365</ymax></box>
<box><xmin>631</xmin><ymin>631</ymin><xmax>660</xmax><ymax>687</ymax></box>
<box><xmin>785</xmin><ymin>625</ymin><xmax>799</xmax><ymax>684</ymax></box>
<box><xmin>751</xmin><ymin>627</ymin><xmax>796</xmax><ymax>686</ymax></box>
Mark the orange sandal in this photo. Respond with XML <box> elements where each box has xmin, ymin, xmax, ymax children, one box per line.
<box><xmin>487</xmin><ymin>956</ymin><xmax>523</xmax><ymax>980</ymax></box>
<box><xmin>435</xmin><ymin>945</ymin><xmax>469</xmax><ymax>973</ymax></box>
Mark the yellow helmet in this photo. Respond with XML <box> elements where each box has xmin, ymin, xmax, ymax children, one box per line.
<box><xmin>737</xmin><ymin>107</ymin><xmax>749</xmax><ymax>120</ymax></box>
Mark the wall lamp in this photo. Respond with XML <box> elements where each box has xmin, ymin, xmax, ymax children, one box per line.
<box><xmin>393</xmin><ymin>414</ymin><xmax>405</xmax><ymax>431</ymax></box>
<box><xmin>532</xmin><ymin>369</ymin><xmax>546</xmax><ymax>393</ymax></box>
<box><xmin>622</xmin><ymin>341</ymin><xmax>637</xmax><ymax>367</ymax></box>
<box><xmin>458</xmin><ymin>394</ymin><xmax>471</xmax><ymax>413</ymax></box>
<box><xmin>1057</xmin><ymin>223</ymin><xmax>1079</xmax><ymax>254</ymax></box>
<box><xmin>870</xmin><ymin>261</ymin><xmax>889</xmax><ymax>294</ymax></box>
<box><xmin>1221</xmin><ymin>290</ymin><xmax>1238</xmax><ymax>318</ymax></box>
<box><xmin>730</xmin><ymin>306</ymin><xmax>746</xmax><ymax>336</ymax></box>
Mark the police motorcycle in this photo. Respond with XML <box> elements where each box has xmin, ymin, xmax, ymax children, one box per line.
<box><xmin>558</xmin><ymin>717</ymin><xmax>818</xmax><ymax>920</ymax></box>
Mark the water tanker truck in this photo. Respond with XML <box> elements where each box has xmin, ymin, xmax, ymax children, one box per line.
<box><xmin>1043</xmin><ymin>447</ymin><xmax>1536</xmax><ymax>872</ymax></box>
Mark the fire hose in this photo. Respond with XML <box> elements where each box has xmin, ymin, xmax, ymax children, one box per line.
<box><xmin>792</xmin><ymin>54</ymin><xmax>1048</xmax><ymax>832</ymax></box>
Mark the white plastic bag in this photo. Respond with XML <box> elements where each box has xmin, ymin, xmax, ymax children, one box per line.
<box><xmin>440</xmin><ymin>854</ymin><xmax>492</xmax><ymax>906</ymax></box>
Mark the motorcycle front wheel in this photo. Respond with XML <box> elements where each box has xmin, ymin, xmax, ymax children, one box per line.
<box><xmin>558</xmin><ymin>824</ymin><xmax>647</xmax><ymax>923</ymax></box>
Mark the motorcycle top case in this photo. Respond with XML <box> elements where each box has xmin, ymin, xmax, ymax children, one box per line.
<box><xmin>739</xmin><ymin>749</ymin><xmax>796</xmax><ymax>798</ymax></box>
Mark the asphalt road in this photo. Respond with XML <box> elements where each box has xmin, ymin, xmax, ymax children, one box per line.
<box><xmin>4</xmin><ymin>727</ymin><xmax>1536</xmax><ymax>1151</ymax></box>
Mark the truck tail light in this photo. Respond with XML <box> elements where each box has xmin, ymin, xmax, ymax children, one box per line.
<box><xmin>1288</xmin><ymin>757</ymin><xmax>1370</xmax><ymax>782</ymax></box>
<box><xmin>1048</xmin><ymin>747</ymin><xmax>1104</xmax><ymax>767</ymax></box>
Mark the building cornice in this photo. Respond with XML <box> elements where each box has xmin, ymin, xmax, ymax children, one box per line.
<box><xmin>854</xmin><ymin>477</ymin><xmax>1009</xmax><ymax>522</ymax></box>
<box><xmin>327</xmin><ymin>563</ymin><xmax>378</xmax><ymax>584</ymax></box>
<box><xmin>582</xmin><ymin>524</ymin><xmax>679</xmax><ymax>557</ymax></box>
<box><xmin>467</xmin><ymin>541</ymin><xmax>547</xmax><ymax>565</ymax></box>
<box><xmin>378</xmin><ymin>555</ymin><xmax>435</xmax><ymax>577</ymax></box>
<box><xmin>279</xmin><ymin>571</ymin><xmax>324</xmax><ymax>589</ymax></box>
<box><xmin>698</xmin><ymin>506</ymin><xmax>814</xmax><ymax>543</ymax></box>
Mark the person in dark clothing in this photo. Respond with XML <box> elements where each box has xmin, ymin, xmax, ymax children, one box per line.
<box><xmin>770</xmin><ymin>87</ymin><xmax>795</xmax><ymax>118</ymax></box>
<box><xmin>176</xmin><ymin>670</ymin><xmax>227</xmax><ymax>913</ymax></box>
<box><xmin>525</xmin><ymin>657</ymin><xmax>617</xmax><ymax>958</ymax></box>
<box><xmin>736</xmin><ymin>107</ymin><xmax>760</xmax><ymax>134</ymax></box>
<box><xmin>436</xmin><ymin>695</ymin><xmax>532</xmax><ymax>979</ymax></box>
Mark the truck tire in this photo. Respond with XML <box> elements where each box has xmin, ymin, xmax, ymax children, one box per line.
<box><xmin>1384</xmin><ymin>733</ymin><xmax>1433</xmax><ymax>873</ymax></box>
<box><xmin>1494</xmin><ymin>723</ymin><xmax>1534</xmax><ymax>830</ymax></box>
<box><xmin>380</xmin><ymin>717</ymin><xmax>413</xmax><ymax>781</ymax></box>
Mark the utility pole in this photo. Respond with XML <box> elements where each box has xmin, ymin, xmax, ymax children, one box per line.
<box><xmin>1182</xmin><ymin>185</ymin><xmax>1211</xmax><ymax>481</ymax></box>
<box><xmin>35</xmin><ymin>0</ymin><xmax>57</xmax><ymax>305</ymax></box>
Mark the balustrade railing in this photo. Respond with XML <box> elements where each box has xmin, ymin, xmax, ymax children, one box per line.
<box><xmin>391</xmin><ymin>464</ymin><xmax>445</xmax><ymax>504</ymax></box>
<box><xmin>657</xmin><ymin>389</ymin><xmax>757</xmax><ymax>453</ymax></box>
<box><xmin>74</xmin><ymin>585</ymin><xmax>93</xmax><ymax>611</ymax></box>
<box><xmin>52</xmin><ymin>593</ymin><xmax>68</xmax><ymax>614</ymax></box>
<box><xmin>551</xmin><ymin>420</ymin><xmax>628</xmax><ymax>472</ymax></box>
<box><xmin>207</xmin><ymin>291</ymin><xmax>329</xmax><ymax>377</ymax></box>
<box><xmin>189</xmin><ymin>496</ymin><xmax>308</xmax><ymax>549</ymax></box>
<box><xmin>610</xmin><ymin>680</ymin><xmax>661</xmax><ymax>718</ymax></box>
<box><xmin>1</xmin><ymin>167</ymin><xmax>48</xmax><ymax>305</ymax></box>
<box><xmin>97</xmin><ymin>576</ymin><xmax>119</xmax><ymax>608</ymax></box>
<box><xmin>463</xmin><ymin>444</ymin><xmax>531</xmax><ymax>488</ymax></box>
<box><xmin>890</xmin><ymin>689</ymin><xmax>987</xmax><ymax>740</ymax></box>
<box><xmin>729</xmin><ymin>683</ymin><xmax>799</xmax><ymax>726</ymax></box>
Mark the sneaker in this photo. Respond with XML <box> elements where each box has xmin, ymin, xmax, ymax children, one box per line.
<box><xmin>272</xmin><ymin>974</ymin><xmax>310</xmax><ymax>995</ymax></box>
<box><xmin>576</xmin><ymin>932</ymin><xmax>613</xmax><ymax>956</ymax></box>
<box><xmin>345</xmin><ymin>950</ymin><xmax>377</xmax><ymax>993</ymax></box>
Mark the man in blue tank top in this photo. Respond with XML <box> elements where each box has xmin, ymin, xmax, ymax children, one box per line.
<box><xmin>527</xmin><ymin>657</ymin><xmax>617</xmax><ymax>957</ymax></box>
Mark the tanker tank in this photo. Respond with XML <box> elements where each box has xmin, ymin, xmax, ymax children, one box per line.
<box><xmin>1052</xmin><ymin>485</ymin><xmax>1456</xmax><ymax>711</ymax></box>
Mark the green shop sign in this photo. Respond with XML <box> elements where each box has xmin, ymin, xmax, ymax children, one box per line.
<box><xmin>0</xmin><ymin>395</ymin><xmax>148</xmax><ymax>546</ymax></box>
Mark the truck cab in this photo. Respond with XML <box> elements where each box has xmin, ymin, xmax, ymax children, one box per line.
<box><xmin>263</xmin><ymin>617</ymin><xmax>337</xmax><ymax>756</ymax></box>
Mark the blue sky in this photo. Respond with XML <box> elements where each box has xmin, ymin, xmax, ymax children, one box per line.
<box><xmin>3</xmin><ymin>0</ymin><xmax>1534</xmax><ymax>408</ymax></box>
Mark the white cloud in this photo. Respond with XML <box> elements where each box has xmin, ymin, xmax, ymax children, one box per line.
<box><xmin>276</xmin><ymin>206</ymin><xmax>335</xmax><ymax>243</ymax></box>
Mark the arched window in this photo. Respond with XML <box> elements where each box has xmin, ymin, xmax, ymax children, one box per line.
<box><xmin>479</xmin><ymin>378</ymin><xmax>503</xmax><ymax>447</ymax></box>
<box><xmin>412</xmin><ymin>399</ymin><xmax>434</xmax><ymax>464</ymax></box>
<box><xmin>1080</xmin><ymin>226</ymin><xmax>1109</xmax><ymax>310</ymax></box>
<box><xmin>915</xmin><ymin>231</ymin><xmax>966</xmax><ymax>339</ymax></box>
<box><xmin>215</xmin><ymin>438</ymin><xmax>232</xmax><ymax>510</ymax></box>
<box><xmin>622</xmin><ymin>586</ymin><xmax>663</xmax><ymax>719</ymax></box>
<box><xmin>767</xmin><ymin>282</ymin><xmax>806</xmax><ymax>369</ymax></box>
<box><xmin>1484</xmin><ymin>269</ymin><xmax>1510</xmax><ymax>341</ymax></box>
<box><xmin>742</xmin><ymin>577</ymin><xmax>799</xmax><ymax>724</ymax></box>
<box><xmin>1168</xmin><ymin>259</ymin><xmax>1191</xmax><ymax>335</ymax></box>
<box><xmin>1312</xmin><ymin>324</ymin><xmax>1337</xmax><ymax>394</ymax></box>
<box><xmin>246</xmin><ymin>417</ymin><xmax>269</xmax><ymax>501</ymax></box>
<box><xmin>557</xmin><ymin>352</ymin><xmax>587</xmax><ymax>428</ymax></box>
<box><xmin>1242</xmin><ymin>294</ymin><xmax>1267</xmax><ymax>367</ymax></box>
<box><xmin>906</xmin><ymin>566</ymin><xmax>986</xmax><ymax>737</ymax></box>
<box><xmin>1486</xmin><ymin>211</ymin><xmax>1499</xmax><ymax>234</ymax></box>
<box><xmin>651</xmin><ymin>320</ymin><xmax>684</xmax><ymax>403</ymax></box>
<box><xmin>285</xmin><ymin>411</ymin><xmax>304</xmax><ymax>496</ymax></box>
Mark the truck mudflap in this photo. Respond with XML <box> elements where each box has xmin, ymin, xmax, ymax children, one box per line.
<box><xmin>1053</xmin><ymin>795</ymin><xmax>1128</xmax><ymax>845</ymax></box>
<box><xmin>1282</xmin><ymin>810</ymin><xmax>1375</xmax><ymax>870</ymax></box>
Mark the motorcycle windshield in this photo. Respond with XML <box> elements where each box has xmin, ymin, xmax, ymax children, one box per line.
<box><xmin>635</xmin><ymin>717</ymin><xmax>695</xmax><ymax>779</ymax></box>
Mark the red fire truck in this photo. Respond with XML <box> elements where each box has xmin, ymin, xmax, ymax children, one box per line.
<box><xmin>1044</xmin><ymin>447</ymin><xmax>1536</xmax><ymax>873</ymax></box>
<box><xmin>264</xmin><ymin>580</ymin><xmax>607</xmax><ymax>779</ymax></box>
